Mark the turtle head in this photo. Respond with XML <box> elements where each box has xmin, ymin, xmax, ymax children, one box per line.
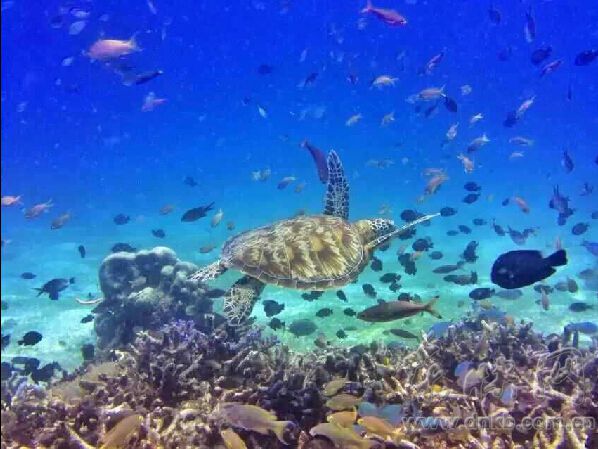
<box><xmin>354</xmin><ymin>218</ymin><xmax>396</xmax><ymax>249</ymax></box>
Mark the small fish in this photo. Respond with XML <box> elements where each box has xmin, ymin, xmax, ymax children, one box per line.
<box><xmin>301</xmin><ymin>140</ymin><xmax>329</xmax><ymax>183</ymax></box>
<box><xmin>226</xmin><ymin>221</ymin><xmax>236</xmax><ymax>231</ymax></box>
<box><xmin>345</xmin><ymin>113</ymin><xmax>363</xmax><ymax>126</ymax></box>
<box><xmin>421</xmin><ymin>52</ymin><xmax>443</xmax><ymax>75</ymax></box>
<box><xmin>24</xmin><ymin>200</ymin><xmax>53</xmax><ymax>219</ymax></box>
<box><xmin>35</xmin><ymin>277</ymin><xmax>75</xmax><ymax>300</ymax></box>
<box><xmin>571</xmin><ymin>223</ymin><xmax>589</xmax><ymax>236</ymax></box>
<box><xmin>469</xmin><ymin>113</ymin><xmax>483</xmax><ymax>125</ymax></box>
<box><xmin>20</xmin><ymin>272</ymin><xmax>36</xmax><ymax>279</ymax></box>
<box><xmin>112</xmin><ymin>242</ymin><xmax>136</xmax><ymax>253</ymax></box>
<box><xmin>181</xmin><ymin>202</ymin><xmax>215</xmax><ymax>222</ymax></box>
<box><xmin>445</xmin><ymin>123</ymin><xmax>459</xmax><ymax>141</ymax></box>
<box><xmin>530</xmin><ymin>46</ymin><xmax>552</xmax><ymax>66</ymax></box>
<box><xmin>380</xmin><ymin>111</ymin><xmax>395</xmax><ymax>126</ymax></box>
<box><xmin>444</xmin><ymin>96</ymin><xmax>458</xmax><ymax>113</ymax></box>
<box><xmin>465</xmin><ymin>182</ymin><xmax>482</xmax><ymax>192</ymax></box>
<box><xmin>561</xmin><ymin>150</ymin><xmax>574</xmax><ymax>173</ymax></box>
<box><xmin>360</xmin><ymin>0</ymin><xmax>407</xmax><ymax>26</ymax></box>
<box><xmin>184</xmin><ymin>176</ymin><xmax>198</xmax><ymax>187</ymax></box>
<box><xmin>389</xmin><ymin>328</ymin><xmax>419</xmax><ymax>340</ymax></box>
<box><xmin>540</xmin><ymin>59</ymin><xmax>562</xmax><ymax>77</ymax></box>
<box><xmin>336</xmin><ymin>329</ymin><xmax>347</xmax><ymax>339</ymax></box>
<box><xmin>159</xmin><ymin>204</ymin><xmax>175</xmax><ymax>215</ymax></box>
<box><xmin>141</xmin><ymin>91</ymin><xmax>167</xmax><ymax>112</ymax></box>
<box><xmin>540</xmin><ymin>291</ymin><xmax>550</xmax><ymax>311</ymax></box>
<box><xmin>220</xmin><ymin>428</ymin><xmax>247</xmax><ymax>449</ymax></box>
<box><xmin>357</xmin><ymin>296</ymin><xmax>441</xmax><ymax>322</ymax></box>
<box><xmin>433</xmin><ymin>263</ymin><xmax>464</xmax><ymax>274</ymax></box>
<box><xmin>513</xmin><ymin>196</ymin><xmax>530</xmax><ymax>213</ymax></box>
<box><xmin>509</xmin><ymin>136</ymin><xmax>534</xmax><ymax>146</ymax></box>
<box><xmin>488</xmin><ymin>5</ymin><xmax>501</xmax><ymax>24</ymax></box>
<box><xmin>263</xmin><ymin>299</ymin><xmax>285</xmax><ymax>317</ymax></box>
<box><xmin>257</xmin><ymin>105</ymin><xmax>268</xmax><ymax>118</ymax></box>
<box><xmin>574</xmin><ymin>49</ymin><xmax>598</xmax><ymax>66</ymax></box>
<box><xmin>463</xmin><ymin>194</ymin><xmax>480</xmax><ymax>204</ymax></box>
<box><xmin>524</xmin><ymin>7</ymin><xmax>536</xmax><ymax>43</ymax></box>
<box><xmin>316</xmin><ymin>308</ymin><xmax>333</xmax><ymax>318</ymax></box>
<box><xmin>370</xmin><ymin>257</ymin><xmax>383</xmax><ymax>272</ymax></box>
<box><xmin>100</xmin><ymin>414</ymin><xmax>143</xmax><ymax>449</ymax></box>
<box><xmin>336</xmin><ymin>290</ymin><xmax>348</xmax><ymax>302</ymax></box>
<box><xmin>88</xmin><ymin>35</ymin><xmax>139</xmax><ymax>60</ymax></box>
<box><xmin>132</xmin><ymin>69</ymin><xmax>163</xmax><ymax>85</ymax></box>
<box><xmin>310</xmin><ymin>422</ymin><xmax>374</xmax><ymax>449</ymax></box>
<box><xmin>569</xmin><ymin>302</ymin><xmax>593</xmax><ymax>312</ymax></box>
<box><xmin>372</xmin><ymin>75</ymin><xmax>398</xmax><ymax>89</ymax></box>
<box><xmin>469</xmin><ymin>287</ymin><xmax>495</xmax><ymax>300</ymax></box>
<box><xmin>1</xmin><ymin>195</ymin><xmax>22</xmax><ymax>207</ymax></box>
<box><xmin>343</xmin><ymin>307</ymin><xmax>356</xmax><ymax>317</ymax></box>
<box><xmin>152</xmin><ymin>229</ymin><xmax>166</xmax><ymax>238</ymax></box>
<box><xmin>257</xmin><ymin>64</ymin><xmax>274</xmax><ymax>75</ymax></box>
<box><xmin>68</xmin><ymin>20</ymin><xmax>87</xmax><ymax>35</ymax></box>
<box><xmin>113</xmin><ymin>213</ymin><xmax>130</xmax><ymax>225</ymax></box>
<box><xmin>80</xmin><ymin>314</ymin><xmax>94</xmax><ymax>323</ymax></box>
<box><xmin>211</xmin><ymin>209</ymin><xmax>224</xmax><ymax>227</ymax></box>
<box><xmin>268</xmin><ymin>317</ymin><xmax>285</xmax><ymax>331</ymax></box>
<box><xmin>327</xmin><ymin>409</ymin><xmax>357</xmax><ymax>427</ymax></box>
<box><xmin>362</xmin><ymin>283</ymin><xmax>377</xmax><ymax>298</ymax></box>
<box><xmin>440</xmin><ymin>207</ymin><xmax>457</xmax><ymax>217</ymax></box>
<box><xmin>326</xmin><ymin>393</ymin><xmax>362</xmax><ymax>411</ymax></box>
<box><xmin>214</xmin><ymin>403</ymin><xmax>292</xmax><ymax>444</ymax></box>
<box><xmin>277</xmin><ymin>176</ymin><xmax>296</xmax><ymax>189</ymax></box>
<box><xmin>77</xmin><ymin>245</ymin><xmax>86</xmax><ymax>258</ymax></box>
<box><xmin>18</xmin><ymin>331</ymin><xmax>43</xmax><ymax>346</ymax></box>
<box><xmin>199</xmin><ymin>244</ymin><xmax>217</xmax><ymax>253</ymax></box>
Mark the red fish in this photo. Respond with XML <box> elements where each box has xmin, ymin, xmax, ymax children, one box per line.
<box><xmin>361</xmin><ymin>0</ymin><xmax>407</xmax><ymax>26</ymax></box>
<box><xmin>540</xmin><ymin>59</ymin><xmax>562</xmax><ymax>77</ymax></box>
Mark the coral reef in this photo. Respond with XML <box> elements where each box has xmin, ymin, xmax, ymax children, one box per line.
<box><xmin>1</xmin><ymin>317</ymin><xmax>596</xmax><ymax>449</ymax></box>
<box><xmin>93</xmin><ymin>246</ymin><xmax>222</xmax><ymax>349</ymax></box>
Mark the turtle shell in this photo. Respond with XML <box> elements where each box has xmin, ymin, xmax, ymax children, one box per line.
<box><xmin>221</xmin><ymin>215</ymin><xmax>368</xmax><ymax>290</ymax></box>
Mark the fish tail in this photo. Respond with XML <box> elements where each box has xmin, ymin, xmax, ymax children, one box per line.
<box><xmin>270</xmin><ymin>421</ymin><xmax>292</xmax><ymax>444</ymax></box>
<box><xmin>546</xmin><ymin>249</ymin><xmax>567</xmax><ymax>267</ymax></box>
<box><xmin>69</xmin><ymin>277</ymin><xmax>76</xmax><ymax>284</ymax></box>
<box><xmin>34</xmin><ymin>288</ymin><xmax>43</xmax><ymax>296</ymax></box>
<box><xmin>424</xmin><ymin>296</ymin><xmax>442</xmax><ymax>319</ymax></box>
<box><xmin>129</xmin><ymin>32</ymin><xmax>141</xmax><ymax>51</ymax></box>
<box><xmin>361</xmin><ymin>0</ymin><xmax>372</xmax><ymax>13</ymax></box>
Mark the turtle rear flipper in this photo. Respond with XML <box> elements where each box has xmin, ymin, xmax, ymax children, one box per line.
<box><xmin>323</xmin><ymin>150</ymin><xmax>349</xmax><ymax>220</ymax></box>
<box><xmin>189</xmin><ymin>260</ymin><xmax>227</xmax><ymax>282</ymax></box>
<box><xmin>223</xmin><ymin>275</ymin><xmax>265</xmax><ymax>326</ymax></box>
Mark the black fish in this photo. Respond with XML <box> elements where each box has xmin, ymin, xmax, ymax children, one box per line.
<box><xmin>497</xmin><ymin>46</ymin><xmax>512</xmax><ymax>61</ymax></box>
<box><xmin>389</xmin><ymin>328</ymin><xmax>419</xmax><ymax>340</ymax></box>
<box><xmin>412</xmin><ymin>238</ymin><xmax>433</xmax><ymax>252</ymax></box>
<box><xmin>444</xmin><ymin>95</ymin><xmax>458</xmax><ymax>113</ymax></box>
<box><xmin>152</xmin><ymin>229</ymin><xmax>166</xmax><ymax>238</ymax></box>
<box><xmin>31</xmin><ymin>362</ymin><xmax>59</xmax><ymax>383</ymax></box>
<box><xmin>574</xmin><ymin>49</ymin><xmax>598</xmax><ymax>66</ymax></box>
<box><xmin>257</xmin><ymin>64</ymin><xmax>274</xmax><ymax>75</ymax></box>
<box><xmin>398</xmin><ymin>254</ymin><xmax>416</xmax><ymax>276</ymax></box>
<box><xmin>440</xmin><ymin>207</ymin><xmax>457</xmax><ymax>217</ymax></box>
<box><xmin>389</xmin><ymin>281</ymin><xmax>400</xmax><ymax>292</ymax></box>
<box><xmin>562</xmin><ymin>150</ymin><xmax>574</xmax><ymax>173</ymax></box>
<box><xmin>569</xmin><ymin>302</ymin><xmax>593</xmax><ymax>312</ymax></box>
<box><xmin>491</xmin><ymin>249</ymin><xmax>567</xmax><ymax>289</ymax></box>
<box><xmin>336</xmin><ymin>290</ymin><xmax>348</xmax><ymax>302</ymax></box>
<box><xmin>400</xmin><ymin>209</ymin><xmax>422</xmax><ymax>222</ymax></box>
<box><xmin>111</xmin><ymin>242</ymin><xmax>137</xmax><ymax>253</ymax></box>
<box><xmin>379</xmin><ymin>273</ymin><xmax>398</xmax><ymax>283</ymax></box>
<box><xmin>492</xmin><ymin>220</ymin><xmax>506</xmax><ymax>236</ymax></box>
<box><xmin>288</xmin><ymin>319</ymin><xmax>317</xmax><ymax>336</ymax></box>
<box><xmin>20</xmin><ymin>272</ymin><xmax>36</xmax><ymax>279</ymax></box>
<box><xmin>488</xmin><ymin>5</ymin><xmax>501</xmax><ymax>24</ymax></box>
<box><xmin>1</xmin><ymin>300</ymin><xmax>8</xmax><ymax>311</ymax></box>
<box><xmin>181</xmin><ymin>202</ymin><xmax>215</xmax><ymax>222</ymax></box>
<box><xmin>370</xmin><ymin>257</ymin><xmax>383</xmax><ymax>272</ymax></box>
<box><xmin>343</xmin><ymin>307</ymin><xmax>356</xmax><ymax>317</ymax></box>
<box><xmin>80</xmin><ymin>314</ymin><xmax>94</xmax><ymax>323</ymax></box>
<box><xmin>81</xmin><ymin>343</ymin><xmax>95</xmax><ymax>361</ymax></box>
<box><xmin>502</xmin><ymin>198</ymin><xmax>510</xmax><ymax>206</ymax></box>
<box><xmin>183</xmin><ymin>176</ymin><xmax>198</xmax><ymax>187</ymax></box>
<box><xmin>1</xmin><ymin>361</ymin><xmax>12</xmax><ymax>380</ymax></box>
<box><xmin>18</xmin><ymin>331</ymin><xmax>43</xmax><ymax>346</ymax></box>
<box><xmin>78</xmin><ymin>245</ymin><xmax>86</xmax><ymax>258</ymax></box>
<box><xmin>301</xmin><ymin>140</ymin><xmax>328</xmax><ymax>183</ymax></box>
<box><xmin>263</xmin><ymin>299</ymin><xmax>285</xmax><ymax>317</ymax></box>
<box><xmin>428</xmin><ymin>251</ymin><xmax>443</xmax><ymax>260</ymax></box>
<box><xmin>469</xmin><ymin>287</ymin><xmax>495</xmax><ymax>300</ymax></box>
<box><xmin>35</xmin><ymin>278</ymin><xmax>74</xmax><ymax>300</ymax></box>
<box><xmin>301</xmin><ymin>72</ymin><xmax>318</xmax><ymax>87</ymax></box>
<box><xmin>133</xmin><ymin>69</ymin><xmax>163</xmax><ymax>85</ymax></box>
<box><xmin>571</xmin><ymin>222</ymin><xmax>588</xmax><ymax>236</ymax></box>
<box><xmin>530</xmin><ymin>46</ymin><xmax>552</xmax><ymax>66</ymax></box>
<box><xmin>268</xmin><ymin>317</ymin><xmax>285</xmax><ymax>331</ymax></box>
<box><xmin>463</xmin><ymin>193</ymin><xmax>480</xmax><ymax>204</ymax></box>
<box><xmin>458</xmin><ymin>225</ymin><xmax>472</xmax><ymax>234</ymax></box>
<box><xmin>316</xmin><ymin>307</ymin><xmax>333</xmax><ymax>318</ymax></box>
<box><xmin>503</xmin><ymin>110</ymin><xmax>518</xmax><ymax>127</ymax></box>
<box><xmin>473</xmin><ymin>218</ymin><xmax>487</xmax><ymax>226</ymax></box>
<box><xmin>464</xmin><ymin>182</ymin><xmax>481</xmax><ymax>192</ymax></box>
<box><xmin>446</xmin><ymin>230</ymin><xmax>459</xmax><ymax>236</ymax></box>
<box><xmin>113</xmin><ymin>213</ymin><xmax>130</xmax><ymax>225</ymax></box>
<box><xmin>462</xmin><ymin>241</ymin><xmax>479</xmax><ymax>263</ymax></box>
<box><xmin>433</xmin><ymin>262</ymin><xmax>464</xmax><ymax>274</ymax></box>
<box><xmin>336</xmin><ymin>329</ymin><xmax>347</xmax><ymax>339</ymax></box>
<box><xmin>1</xmin><ymin>334</ymin><xmax>10</xmax><ymax>351</ymax></box>
<box><xmin>362</xmin><ymin>283</ymin><xmax>377</xmax><ymax>298</ymax></box>
<box><xmin>444</xmin><ymin>271</ymin><xmax>478</xmax><ymax>285</ymax></box>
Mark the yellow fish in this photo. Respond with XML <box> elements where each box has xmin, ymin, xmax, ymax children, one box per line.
<box><xmin>358</xmin><ymin>416</ymin><xmax>402</xmax><ymax>441</ymax></box>
<box><xmin>325</xmin><ymin>393</ymin><xmax>362</xmax><ymax>411</ymax></box>
<box><xmin>326</xmin><ymin>409</ymin><xmax>357</xmax><ymax>428</ymax></box>
<box><xmin>220</xmin><ymin>428</ymin><xmax>248</xmax><ymax>449</ymax></box>
<box><xmin>214</xmin><ymin>403</ymin><xmax>291</xmax><ymax>444</ymax></box>
<box><xmin>310</xmin><ymin>422</ymin><xmax>377</xmax><ymax>449</ymax></box>
<box><xmin>323</xmin><ymin>378</ymin><xmax>348</xmax><ymax>396</ymax></box>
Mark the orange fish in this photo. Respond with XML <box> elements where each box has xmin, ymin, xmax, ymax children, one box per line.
<box><xmin>1</xmin><ymin>195</ymin><xmax>22</xmax><ymax>207</ymax></box>
<box><xmin>513</xmin><ymin>196</ymin><xmax>530</xmax><ymax>213</ymax></box>
<box><xmin>457</xmin><ymin>154</ymin><xmax>474</xmax><ymax>173</ymax></box>
<box><xmin>24</xmin><ymin>200</ymin><xmax>53</xmax><ymax>219</ymax></box>
<box><xmin>424</xmin><ymin>172</ymin><xmax>448</xmax><ymax>195</ymax></box>
<box><xmin>51</xmin><ymin>212</ymin><xmax>71</xmax><ymax>230</ymax></box>
<box><xmin>88</xmin><ymin>35</ymin><xmax>139</xmax><ymax>60</ymax></box>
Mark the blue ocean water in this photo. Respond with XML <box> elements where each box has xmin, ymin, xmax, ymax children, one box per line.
<box><xmin>1</xmin><ymin>0</ymin><xmax>597</xmax><ymax>369</ymax></box>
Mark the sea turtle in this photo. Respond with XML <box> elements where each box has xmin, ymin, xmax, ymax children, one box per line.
<box><xmin>190</xmin><ymin>151</ymin><xmax>438</xmax><ymax>325</ymax></box>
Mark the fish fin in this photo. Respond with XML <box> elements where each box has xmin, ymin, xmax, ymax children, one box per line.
<box><xmin>69</xmin><ymin>277</ymin><xmax>76</xmax><ymax>284</ymax></box>
<box><xmin>424</xmin><ymin>296</ymin><xmax>442</xmax><ymax>319</ymax></box>
<box><xmin>50</xmin><ymin>291</ymin><xmax>59</xmax><ymax>301</ymax></box>
<box><xmin>546</xmin><ymin>249</ymin><xmax>567</xmax><ymax>267</ymax></box>
<box><xmin>270</xmin><ymin>421</ymin><xmax>292</xmax><ymax>444</ymax></box>
<box><xmin>361</xmin><ymin>0</ymin><xmax>372</xmax><ymax>13</ymax></box>
<box><xmin>34</xmin><ymin>288</ymin><xmax>43</xmax><ymax>296</ymax></box>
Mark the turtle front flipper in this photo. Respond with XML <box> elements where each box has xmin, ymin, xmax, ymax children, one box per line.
<box><xmin>223</xmin><ymin>275</ymin><xmax>265</xmax><ymax>326</ymax></box>
<box><xmin>323</xmin><ymin>150</ymin><xmax>350</xmax><ymax>220</ymax></box>
<box><xmin>189</xmin><ymin>260</ymin><xmax>227</xmax><ymax>282</ymax></box>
